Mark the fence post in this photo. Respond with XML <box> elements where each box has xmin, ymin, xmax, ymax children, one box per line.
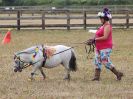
<box><xmin>42</xmin><ymin>12</ymin><xmax>45</xmax><ymax>30</ymax></box>
<box><xmin>66</xmin><ymin>10</ymin><xmax>70</xmax><ymax>30</ymax></box>
<box><xmin>17</xmin><ymin>10</ymin><xmax>21</xmax><ymax>30</ymax></box>
<box><xmin>109</xmin><ymin>18</ymin><xmax>112</xmax><ymax>25</ymax></box>
<box><xmin>83</xmin><ymin>11</ymin><xmax>87</xmax><ymax>30</ymax></box>
<box><xmin>32</xmin><ymin>13</ymin><xmax>34</xmax><ymax>16</ymax></box>
<box><xmin>126</xmin><ymin>10</ymin><xmax>129</xmax><ymax>28</ymax></box>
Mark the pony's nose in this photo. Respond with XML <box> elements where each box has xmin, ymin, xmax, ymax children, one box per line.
<box><xmin>14</xmin><ymin>69</ymin><xmax>17</xmax><ymax>72</ymax></box>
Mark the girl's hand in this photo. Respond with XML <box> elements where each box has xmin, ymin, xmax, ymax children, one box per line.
<box><xmin>86</xmin><ymin>39</ymin><xmax>95</xmax><ymax>45</ymax></box>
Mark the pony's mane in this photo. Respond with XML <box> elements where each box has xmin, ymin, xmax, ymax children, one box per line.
<box><xmin>15</xmin><ymin>45</ymin><xmax>42</xmax><ymax>55</ymax></box>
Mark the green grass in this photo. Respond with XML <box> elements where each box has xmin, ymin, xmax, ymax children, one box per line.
<box><xmin>0</xmin><ymin>29</ymin><xmax>133</xmax><ymax>99</ymax></box>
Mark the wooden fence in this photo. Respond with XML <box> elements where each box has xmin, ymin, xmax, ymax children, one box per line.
<box><xmin>0</xmin><ymin>9</ymin><xmax>133</xmax><ymax>30</ymax></box>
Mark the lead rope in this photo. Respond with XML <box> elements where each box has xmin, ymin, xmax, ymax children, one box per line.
<box><xmin>17</xmin><ymin>42</ymin><xmax>95</xmax><ymax>70</ymax></box>
<box><xmin>85</xmin><ymin>43</ymin><xmax>95</xmax><ymax>59</ymax></box>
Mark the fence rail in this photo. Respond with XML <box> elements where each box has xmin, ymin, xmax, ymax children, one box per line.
<box><xmin>0</xmin><ymin>9</ymin><xmax>132</xmax><ymax>30</ymax></box>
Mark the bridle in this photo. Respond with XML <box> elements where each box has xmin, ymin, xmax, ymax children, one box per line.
<box><xmin>14</xmin><ymin>55</ymin><xmax>31</xmax><ymax>70</ymax></box>
<box><xmin>14</xmin><ymin>45</ymin><xmax>47</xmax><ymax>71</ymax></box>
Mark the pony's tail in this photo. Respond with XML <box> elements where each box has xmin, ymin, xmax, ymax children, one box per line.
<box><xmin>69</xmin><ymin>50</ymin><xmax>77</xmax><ymax>71</ymax></box>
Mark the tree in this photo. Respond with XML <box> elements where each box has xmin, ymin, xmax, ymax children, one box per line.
<box><xmin>2</xmin><ymin>0</ymin><xmax>16</xmax><ymax>6</ymax></box>
<box><xmin>1</xmin><ymin>0</ymin><xmax>133</xmax><ymax>6</ymax></box>
<box><xmin>14</xmin><ymin>0</ymin><xmax>24</xmax><ymax>6</ymax></box>
<box><xmin>23</xmin><ymin>0</ymin><xmax>37</xmax><ymax>6</ymax></box>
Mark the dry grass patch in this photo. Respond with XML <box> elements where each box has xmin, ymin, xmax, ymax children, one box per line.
<box><xmin>0</xmin><ymin>29</ymin><xmax>133</xmax><ymax>99</ymax></box>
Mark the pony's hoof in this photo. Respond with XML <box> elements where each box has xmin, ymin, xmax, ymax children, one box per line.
<box><xmin>42</xmin><ymin>77</ymin><xmax>46</xmax><ymax>80</ymax></box>
<box><xmin>64</xmin><ymin>74</ymin><xmax>70</xmax><ymax>81</ymax></box>
<box><xmin>63</xmin><ymin>77</ymin><xmax>70</xmax><ymax>81</ymax></box>
<box><xmin>28</xmin><ymin>78</ymin><xmax>34</xmax><ymax>81</ymax></box>
<box><xmin>28</xmin><ymin>78</ymin><xmax>32</xmax><ymax>81</ymax></box>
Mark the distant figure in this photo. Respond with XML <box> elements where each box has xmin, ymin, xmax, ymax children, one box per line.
<box><xmin>87</xmin><ymin>8</ymin><xmax>123</xmax><ymax>81</ymax></box>
<box><xmin>48</xmin><ymin>7</ymin><xmax>56</xmax><ymax>15</ymax></box>
<box><xmin>52</xmin><ymin>7</ymin><xmax>56</xmax><ymax>10</ymax></box>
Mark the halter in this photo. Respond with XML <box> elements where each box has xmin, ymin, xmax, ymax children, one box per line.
<box><xmin>14</xmin><ymin>45</ymin><xmax>47</xmax><ymax>70</ymax></box>
<box><xmin>14</xmin><ymin>56</ymin><xmax>32</xmax><ymax>69</ymax></box>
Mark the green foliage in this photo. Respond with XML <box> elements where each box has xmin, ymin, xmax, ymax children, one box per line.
<box><xmin>23</xmin><ymin>0</ymin><xmax>37</xmax><ymax>6</ymax></box>
<box><xmin>87</xmin><ymin>0</ymin><xmax>98</xmax><ymax>5</ymax></box>
<box><xmin>37</xmin><ymin>0</ymin><xmax>52</xmax><ymax>5</ymax></box>
<box><xmin>2</xmin><ymin>0</ymin><xmax>15</xmax><ymax>6</ymax></box>
<box><xmin>14</xmin><ymin>0</ymin><xmax>24</xmax><ymax>6</ymax></box>
<box><xmin>52</xmin><ymin>0</ymin><xmax>65</xmax><ymax>6</ymax></box>
<box><xmin>1</xmin><ymin>0</ymin><xmax>133</xmax><ymax>6</ymax></box>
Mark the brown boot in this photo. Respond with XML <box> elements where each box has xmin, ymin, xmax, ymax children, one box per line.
<box><xmin>110</xmin><ymin>67</ymin><xmax>123</xmax><ymax>80</ymax></box>
<box><xmin>92</xmin><ymin>68</ymin><xmax>101</xmax><ymax>81</ymax></box>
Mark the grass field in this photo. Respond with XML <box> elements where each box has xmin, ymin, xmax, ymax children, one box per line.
<box><xmin>0</xmin><ymin>29</ymin><xmax>133</xmax><ymax>99</ymax></box>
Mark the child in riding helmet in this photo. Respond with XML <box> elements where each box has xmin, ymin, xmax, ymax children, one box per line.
<box><xmin>88</xmin><ymin>8</ymin><xmax>123</xmax><ymax>81</ymax></box>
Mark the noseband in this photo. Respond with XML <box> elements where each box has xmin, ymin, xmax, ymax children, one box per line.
<box><xmin>14</xmin><ymin>45</ymin><xmax>47</xmax><ymax>70</ymax></box>
<box><xmin>14</xmin><ymin>55</ymin><xmax>31</xmax><ymax>71</ymax></box>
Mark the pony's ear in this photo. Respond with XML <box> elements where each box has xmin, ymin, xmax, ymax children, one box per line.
<box><xmin>14</xmin><ymin>52</ymin><xmax>17</xmax><ymax>55</ymax></box>
<box><xmin>13</xmin><ymin>53</ymin><xmax>18</xmax><ymax>60</ymax></box>
<box><xmin>13</xmin><ymin>54</ymin><xmax>17</xmax><ymax>60</ymax></box>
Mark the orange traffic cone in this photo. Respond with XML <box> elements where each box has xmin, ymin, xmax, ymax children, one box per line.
<box><xmin>2</xmin><ymin>29</ymin><xmax>11</xmax><ymax>44</ymax></box>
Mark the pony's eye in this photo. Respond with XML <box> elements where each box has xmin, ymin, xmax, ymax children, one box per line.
<box><xmin>17</xmin><ymin>57</ymin><xmax>20</xmax><ymax>59</ymax></box>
